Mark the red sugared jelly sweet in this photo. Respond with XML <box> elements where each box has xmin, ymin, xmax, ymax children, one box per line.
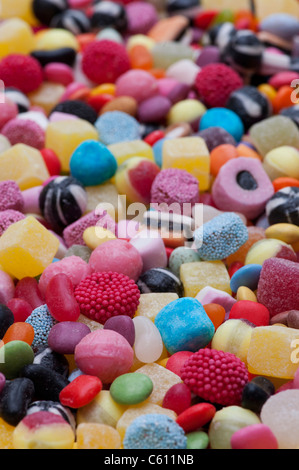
<box><xmin>162</xmin><ymin>383</ymin><xmax>191</xmax><ymax>415</ymax></box>
<box><xmin>14</xmin><ymin>277</ymin><xmax>44</xmax><ymax>310</ymax></box>
<box><xmin>45</xmin><ymin>273</ymin><xmax>80</xmax><ymax>322</ymax></box>
<box><xmin>229</xmin><ymin>300</ymin><xmax>270</xmax><ymax>326</ymax></box>
<box><xmin>176</xmin><ymin>403</ymin><xmax>216</xmax><ymax>433</ymax></box>
<box><xmin>59</xmin><ymin>375</ymin><xmax>103</xmax><ymax>408</ymax></box>
<box><xmin>7</xmin><ymin>298</ymin><xmax>33</xmax><ymax>322</ymax></box>
<box><xmin>40</xmin><ymin>149</ymin><xmax>61</xmax><ymax>176</ymax></box>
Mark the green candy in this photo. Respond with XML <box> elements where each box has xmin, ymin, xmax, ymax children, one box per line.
<box><xmin>0</xmin><ymin>341</ymin><xmax>34</xmax><ymax>379</ymax></box>
<box><xmin>186</xmin><ymin>431</ymin><xmax>209</xmax><ymax>449</ymax></box>
<box><xmin>110</xmin><ymin>373</ymin><xmax>153</xmax><ymax>405</ymax></box>
<box><xmin>169</xmin><ymin>247</ymin><xmax>201</xmax><ymax>278</ymax></box>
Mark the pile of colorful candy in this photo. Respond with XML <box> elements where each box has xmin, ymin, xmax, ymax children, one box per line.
<box><xmin>0</xmin><ymin>0</ymin><xmax>299</xmax><ymax>450</ymax></box>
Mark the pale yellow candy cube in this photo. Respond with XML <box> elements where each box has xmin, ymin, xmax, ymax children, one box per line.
<box><xmin>180</xmin><ymin>261</ymin><xmax>232</xmax><ymax>297</ymax></box>
<box><xmin>135</xmin><ymin>293</ymin><xmax>179</xmax><ymax>322</ymax></box>
<box><xmin>76</xmin><ymin>423</ymin><xmax>121</xmax><ymax>449</ymax></box>
<box><xmin>0</xmin><ymin>18</ymin><xmax>35</xmax><ymax>58</ymax></box>
<box><xmin>108</xmin><ymin>140</ymin><xmax>154</xmax><ymax>166</ymax></box>
<box><xmin>134</xmin><ymin>363</ymin><xmax>181</xmax><ymax>406</ymax></box>
<box><xmin>162</xmin><ymin>137</ymin><xmax>210</xmax><ymax>191</ymax></box>
<box><xmin>45</xmin><ymin>120</ymin><xmax>98</xmax><ymax>172</ymax></box>
<box><xmin>247</xmin><ymin>325</ymin><xmax>299</xmax><ymax>379</ymax></box>
<box><xmin>83</xmin><ymin>226</ymin><xmax>116</xmax><ymax>250</ymax></box>
<box><xmin>77</xmin><ymin>390</ymin><xmax>127</xmax><ymax>428</ymax></box>
<box><xmin>85</xmin><ymin>183</ymin><xmax>119</xmax><ymax>217</ymax></box>
<box><xmin>0</xmin><ymin>216</ymin><xmax>59</xmax><ymax>280</ymax></box>
<box><xmin>0</xmin><ymin>0</ymin><xmax>39</xmax><ymax>26</ymax></box>
<box><xmin>116</xmin><ymin>403</ymin><xmax>177</xmax><ymax>441</ymax></box>
<box><xmin>0</xmin><ymin>144</ymin><xmax>50</xmax><ymax>190</ymax></box>
<box><xmin>28</xmin><ymin>83</ymin><xmax>66</xmax><ymax>116</ymax></box>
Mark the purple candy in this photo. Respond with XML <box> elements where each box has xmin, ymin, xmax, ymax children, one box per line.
<box><xmin>167</xmin><ymin>83</ymin><xmax>190</xmax><ymax>104</ymax></box>
<box><xmin>126</xmin><ymin>1</ymin><xmax>158</xmax><ymax>34</ymax></box>
<box><xmin>0</xmin><ymin>373</ymin><xmax>5</xmax><ymax>395</ymax></box>
<box><xmin>48</xmin><ymin>321</ymin><xmax>91</xmax><ymax>355</ymax></box>
<box><xmin>137</xmin><ymin>96</ymin><xmax>172</xmax><ymax>123</ymax></box>
<box><xmin>196</xmin><ymin>46</ymin><xmax>221</xmax><ymax>67</ymax></box>
<box><xmin>0</xmin><ymin>180</ymin><xmax>24</xmax><ymax>212</ymax></box>
<box><xmin>104</xmin><ymin>316</ymin><xmax>135</xmax><ymax>347</ymax></box>
<box><xmin>0</xmin><ymin>210</ymin><xmax>25</xmax><ymax>236</ymax></box>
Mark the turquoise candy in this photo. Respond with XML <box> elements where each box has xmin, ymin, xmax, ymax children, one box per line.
<box><xmin>199</xmin><ymin>108</ymin><xmax>245</xmax><ymax>142</ymax></box>
<box><xmin>152</xmin><ymin>137</ymin><xmax>166</xmax><ymax>168</ymax></box>
<box><xmin>169</xmin><ymin>247</ymin><xmax>201</xmax><ymax>278</ymax></box>
<box><xmin>70</xmin><ymin>140</ymin><xmax>117</xmax><ymax>187</ymax></box>
<box><xmin>154</xmin><ymin>297</ymin><xmax>215</xmax><ymax>355</ymax></box>
<box><xmin>186</xmin><ymin>431</ymin><xmax>209</xmax><ymax>449</ymax></box>
<box><xmin>110</xmin><ymin>373</ymin><xmax>153</xmax><ymax>405</ymax></box>
<box><xmin>193</xmin><ymin>212</ymin><xmax>248</xmax><ymax>261</ymax></box>
<box><xmin>0</xmin><ymin>341</ymin><xmax>34</xmax><ymax>379</ymax></box>
<box><xmin>230</xmin><ymin>264</ymin><xmax>262</xmax><ymax>293</ymax></box>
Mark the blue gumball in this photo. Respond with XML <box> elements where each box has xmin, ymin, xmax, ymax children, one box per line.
<box><xmin>199</xmin><ymin>108</ymin><xmax>245</xmax><ymax>142</ymax></box>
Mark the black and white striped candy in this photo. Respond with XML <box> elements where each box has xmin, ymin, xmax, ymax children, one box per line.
<box><xmin>91</xmin><ymin>1</ymin><xmax>128</xmax><ymax>32</ymax></box>
<box><xmin>50</xmin><ymin>9</ymin><xmax>91</xmax><ymax>35</ymax></box>
<box><xmin>39</xmin><ymin>176</ymin><xmax>87</xmax><ymax>234</ymax></box>
<box><xmin>137</xmin><ymin>268</ymin><xmax>184</xmax><ymax>297</ymax></box>
<box><xmin>266</xmin><ymin>186</ymin><xmax>299</xmax><ymax>226</ymax></box>
<box><xmin>27</xmin><ymin>401</ymin><xmax>76</xmax><ymax>430</ymax></box>
<box><xmin>32</xmin><ymin>0</ymin><xmax>68</xmax><ymax>26</ymax></box>
<box><xmin>223</xmin><ymin>30</ymin><xmax>264</xmax><ymax>74</ymax></box>
<box><xmin>5</xmin><ymin>87</ymin><xmax>30</xmax><ymax>113</ymax></box>
<box><xmin>202</xmin><ymin>22</ymin><xmax>236</xmax><ymax>52</ymax></box>
<box><xmin>227</xmin><ymin>86</ymin><xmax>272</xmax><ymax>131</ymax></box>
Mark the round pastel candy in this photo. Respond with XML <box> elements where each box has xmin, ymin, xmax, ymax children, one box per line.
<box><xmin>169</xmin><ymin>247</ymin><xmax>201</xmax><ymax>278</ymax></box>
<box><xmin>75</xmin><ymin>329</ymin><xmax>134</xmax><ymax>384</ymax></box>
<box><xmin>198</xmin><ymin>126</ymin><xmax>236</xmax><ymax>152</ymax></box>
<box><xmin>70</xmin><ymin>140</ymin><xmax>117</xmax><ymax>187</ymax></box>
<box><xmin>212</xmin><ymin>157</ymin><xmax>275</xmax><ymax>220</ymax></box>
<box><xmin>96</xmin><ymin>27</ymin><xmax>124</xmax><ymax>44</ymax></box>
<box><xmin>263</xmin><ymin>146</ymin><xmax>299</xmax><ymax>181</ymax></box>
<box><xmin>193</xmin><ymin>212</ymin><xmax>248</xmax><ymax>261</ymax></box>
<box><xmin>133</xmin><ymin>316</ymin><xmax>163</xmax><ymax>363</ymax></box>
<box><xmin>115</xmin><ymin>70</ymin><xmax>158</xmax><ymax>103</ymax></box>
<box><xmin>211</xmin><ymin>319</ymin><xmax>254</xmax><ymax>365</ymax></box>
<box><xmin>199</xmin><ymin>108</ymin><xmax>245</xmax><ymax>142</ymax></box>
<box><xmin>0</xmin><ymin>341</ymin><xmax>34</xmax><ymax>380</ymax></box>
<box><xmin>48</xmin><ymin>322</ymin><xmax>91</xmax><ymax>355</ymax></box>
<box><xmin>231</xmin><ymin>424</ymin><xmax>278</xmax><ymax>450</ymax></box>
<box><xmin>226</xmin><ymin>86</ymin><xmax>272</xmax><ymax>131</ymax></box>
<box><xmin>229</xmin><ymin>301</ymin><xmax>270</xmax><ymax>327</ymax></box>
<box><xmin>230</xmin><ymin>264</ymin><xmax>262</xmax><ymax>293</ymax></box>
<box><xmin>266</xmin><ymin>186</ymin><xmax>299</xmax><ymax>226</ymax></box>
<box><xmin>126</xmin><ymin>1</ymin><xmax>158</xmax><ymax>34</ymax></box>
<box><xmin>104</xmin><ymin>316</ymin><xmax>135</xmax><ymax>347</ymax></box>
<box><xmin>44</xmin><ymin>63</ymin><xmax>74</xmax><ymax>86</ymax></box>
<box><xmin>95</xmin><ymin>111</ymin><xmax>141</xmax><ymax>145</ymax></box>
<box><xmin>39</xmin><ymin>176</ymin><xmax>87</xmax><ymax>234</ymax></box>
<box><xmin>167</xmin><ymin>99</ymin><xmax>206</xmax><ymax>126</ymax></box>
<box><xmin>138</xmin><ymin>96</ymin><xmax>172</xmax><ymax>123</ymax></box>
<box><xmin>260</xmin><ymin>13</ymin><xmax>299</xmax><ymax>42</ymax></box>
<box><xmin>1</xmin><ymin>118</ymin><xmax>45</xmax><ymax>150</ymax></box>
<box><xmin>110</xmin><ymin>373</ymin><xmax>153</xmax><ymax>405</ymax></box>
<box><xmin>123</xmin><ymin>414</ymin><xmax>187</xmax><ymax>449</ymax></box>
<box><xmin>130</xmin><ymin>230</ymin><xmax>167</xmax><ymax>272</ymax></box>
<box><xmin>137</xmin><ymin>268</ymin><xmax>183</xmax><ymax>297</ymax></box>
<box><xmin>187</xmin><ymin>431</ymin><xmax>209</xmax><ymax>450</ymax></box>
<box><xmin>154</xmin><ymin>297</ymin><xmax>215</xmax><ymax>355</ymax></box>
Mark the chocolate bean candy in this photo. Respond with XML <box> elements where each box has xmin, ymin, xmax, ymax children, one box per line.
<box><xmin>21</xmin><ymin>364</ymin><xmax>69</xmax><ymax>402</ymax></box>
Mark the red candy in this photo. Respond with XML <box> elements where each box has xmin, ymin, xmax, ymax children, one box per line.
<box><xmin>229</xmin><ymin>300</ymin><xmax>270</xmax><ymax>326</ymax></box>
<box><xmin>181</xmin><ymin>348</ymin><xmax>248</xmax><ymax>406</ymax></box>
<box><xmin>6</xmin><ymin>298</ymin><xmax>33</xmax><ymax>322</ymax></box>
<box><xmin>144</xmin><ymin>130</ymin><xmax>165</xmax><ymax>146</ymax></box>
<box><xmin>176</xmin><ymin>403</ymin><xmax>216</xmax><ymax>433</ymax></box>
<box><xmin>40</xmin><ymin>149</ymin><xmax>62</xmax><ymax>176</ymax></box>
<box><xmin>74</xmin><ymin>271</ymin><xmax>140</xmax><ymax>324</ymax></box>
<box><xmin>59</xmin><ymin>375</ymin><xmax>103</xmax><ymax>408</ymax></box>
<box><xmin>195</xmin><ymin>63</ymin><xmax>243</xmax><ymax>108</ymax></box>
<box><xmin>162</xmin><ymin>383</ymin><xmax>192</xmax><ymax>415</ymax></box>
<box><xmin>228</xmin><ymin>262</ymin><xmax>244</xmax><ymax>278</ymax></box>
<box><xmin>82</xmin><ymin>40</ymin><xmax>131</xmax><ymax>84</ymax></box>
<box><xmin>165</xmin><ymin>351</ymin><xmax>194</xmax><ymax>377</ymax></box>
<box><xmin>14</xmin><ymin>277</ymin><xmax>44</xmax><ymax>310</ymax></box>
<box><xmin>0</xmin><ymin>54</ymin><xmax>43</xmax><ymax>93</ymax></box>
<box><xmin>45</xmin><ymin>273</ymin><xmax>80</xmax><ymax>322</ymax></box>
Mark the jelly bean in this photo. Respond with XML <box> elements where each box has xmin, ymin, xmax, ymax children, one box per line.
<box><xmin>176</xmin><ymin>403</ymin><xmax>216</xmax><ymax>433</ymax></box>
<box><xmin>162</xmin><ymin>383</ymin><xmax>192</xmax><ymax>415</ymax></box>
<box><xmin>203</xmin><ymin>303</ymin><xmax>226</xmax><ymax>330</ymax></box>
<box><xmin>110</xmin><ymin>373</ymin><xmax>153</xmax><ymax>405</ymax></box>
<box><xmin>59</xmin><ymin>375</ymin><xmax>103</xmax><ymax>408</ymax></box>
<box><xmin>0</xmin><ymin>341</ymin><xmax>34</xmax><ymax>379</ymax></box>
<box><xmin>47</xmin><ymin>321</ymin><xmax>91</xmax><ymax>354</ymax></box>
<box><xmin>21</xmin><ymin>364</ymin><xmax>69</xmax><ymax>402</ymax></box>
<box><xmin>14</xmin><ymin>277</ymin><xmax>44</xmax><ymax>310</ymax></box>
<box><xmin>3</xmin><ymin>322</ymin><xmax>35</xmax><ymax>346</ymax></box>
<box><xmin>45</xmin><ymin>273</ymin><xmax>80</xmax><ymax>322</ymax></box>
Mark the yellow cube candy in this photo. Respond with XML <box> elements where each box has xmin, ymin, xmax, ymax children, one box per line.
<box><xmin>76</xmin><ymin>390</ymin><xmax>127</xmax><ymax>428</ymax></box>
<box><xmin>0</xmin><ymin>144</ymin><xmax>50</xmax><ymax>190</ymax></box>
<box><xmin>108</xmin><ymin>140</ymin><xmax>154</xmax><ymax>166</ymax></box>
<box><xmin>180</xmin><ymin>261</ymin><xmax>232</xmax><ymax>297</ymax></box>
<box><xmin>85</xmin><ymin>183</ymin><xmax>119</xmax><ymax>217</ymax></box>
<box><xmin>76</xmin><ymin>423</ymin><xmax>121</xmax><ymax>449</ymax></box>
<box><xmin>162</xmin><ymin>137</ymin><xmax>210</xmax><ymax>191</ymax></box>
<box><xmin>135</xmin><ymin>293</ymin><xmax>179</xmax><ymax>322</ymax></box>
<box><xmin>0</xmin><ymin>18</ymin><xmax>35</xmax><ymax>58</ymax></box>
<box><xmin>83</xmin><ymin>226</ymin><xmax>116</xmax><ymax>250</ymax></box>
<box><xmin>0</xmin><ymin>216</ymin><xmax>59</xmax><ymax>280</ymax></box>
<box><xmin>247</xmin><ymin>325</ymin><xmax>299</xmax><ymax>379</ymax></box>
<box><xmin>0</xmin><ymin>0</ymin><xmax>39</xmax><ymax>26</ymax></box>
<box><xmin>0</xmin><ymin>418</ymin><xmax>15</xmax><ymax>449</ymax></box>
<box><xmin>45</xmin><ymin>120</ymin><xmax>99</xmax><ymax>173</ymax></box>
<box><xmin>134</xmin><ymin>363</ymin><xmax>181</xmax><ymax>406</ymax></box>
<box><xmin>116</xmin><ymin>403</ymin><xmax>177</xmax><ymax>441</ymax></box>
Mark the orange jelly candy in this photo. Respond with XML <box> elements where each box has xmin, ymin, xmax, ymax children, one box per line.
<box><xmin>129</xmin><ymin>45</ymin><xmax>153</xmax><ymax>70</ymax></box>
<box><xmin>226</xmin><ymin>226</ymin><xmax>266</xmax><ymax>266</ymax></box>
<box><xmin>210</xmin><ymin>144</ymin><xmax>238</xmax><ymax>177</ymax></box>
<box><xmin>203</xmin><ymin>303</ymin><xmax>226</xmax><ymax>330</ymax></box>
<box><xmin>272</xmin><ymin>177</ymin><xmax>299</xmax><ymax>192</ymax></box>
<box><xmin>3</xmin><ymin>322</ymin><xmax>35</xmax><ymax>346</ymax></box>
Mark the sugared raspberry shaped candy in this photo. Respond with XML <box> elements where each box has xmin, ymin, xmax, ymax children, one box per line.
<box><xmin>74</xmin><ymin>271</ymin><xmax>140</xmax><ymax>324</ymax></box>
<box><xmin>181</xmin><ymin>348</ymin><xmax>248</xmax><ymax>406</ymax></box>
<box><xmin>82</xmin><ymin>40</ymin><xmax>131</xmax><ymax>84</ymax></box>
<box><xmin>0</xmin><ymin>54</ymin><xmax>43</xmax><ymax>94</ymax></box>
<box><xmin>195</xmin><ymin>63</ymin><xmax>243</xmax><ymax>108</ymax></box>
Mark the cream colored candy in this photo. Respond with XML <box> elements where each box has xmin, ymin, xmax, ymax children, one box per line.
<box><xmin>180</xmin><ymin>261</ymin><xmax>232</xmax><ymax>298</ymax></box>
<box><xmin>265</xmin><ymin>223</ymin><xmax>299</xmax><ymax>245</ymax></box>
<box><xmin>83</xmin><ymin>226</ymin><xmax>116</xmax><ymax>250</ymax></box>
<box><xmin>236</xmin><ymin>286</ymin><xmax>257</xmax><ymax>302</ymax></box>
<box><xmin>263</xmin><ymin>146</ymin><xmax>299</xmax><ymax>181</ymax></box>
